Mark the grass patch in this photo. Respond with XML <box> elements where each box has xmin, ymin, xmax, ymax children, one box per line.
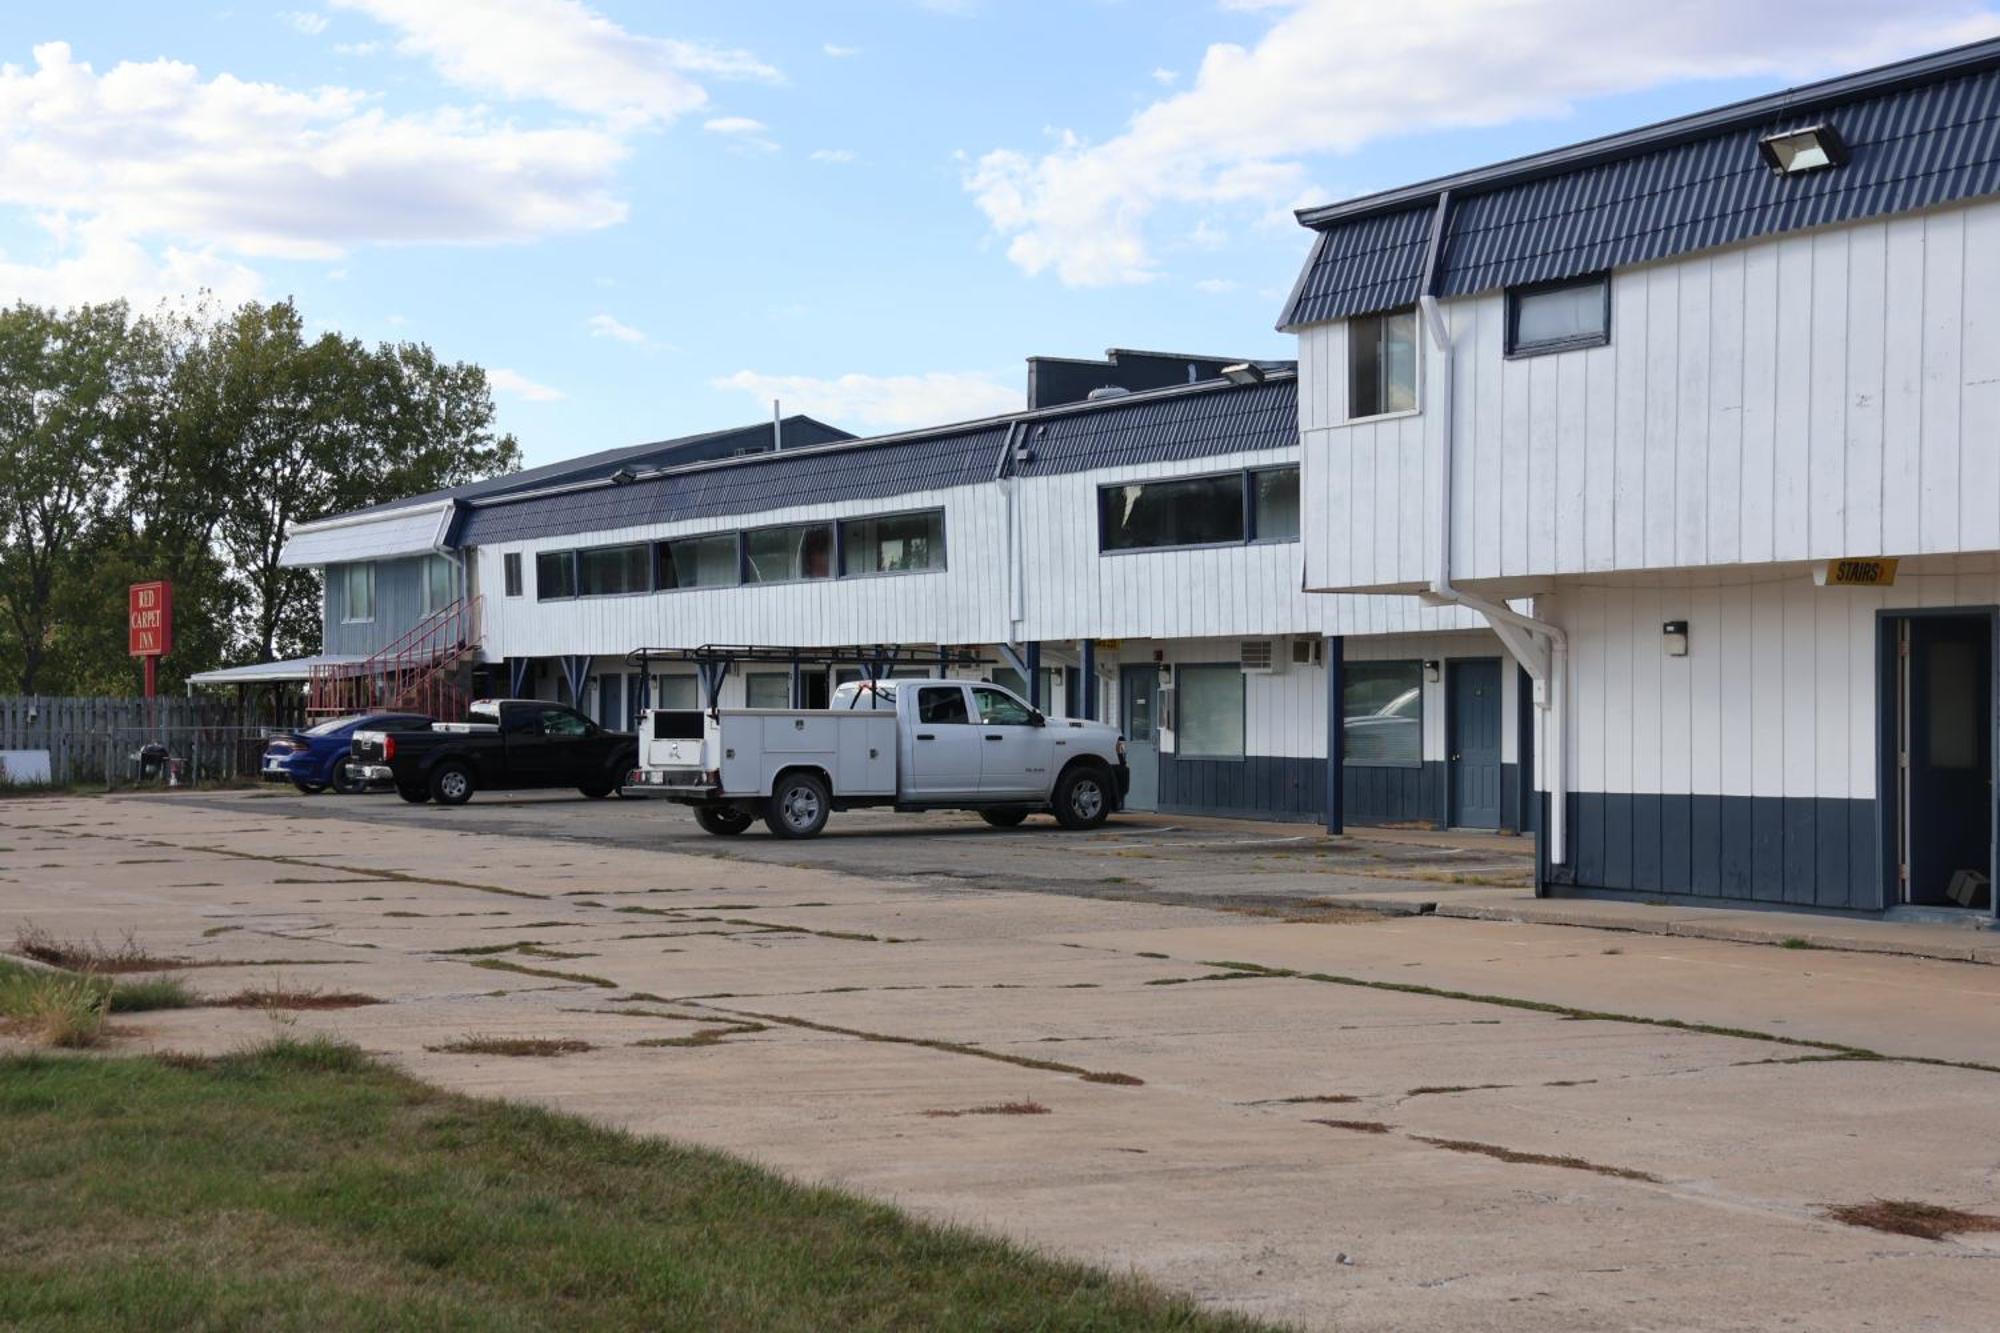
<box><xmin>0</xmin><ymin>967</ymin><xmax>108</xmax><ymax>1047</ymax></box>
<box><xmin>427</xmin><ymin>1036</ymin><xmax>594</xmax><ymax>1058</ymax></box>
<box><xmin>1779</xmin><ymin>937</ymin><xmax>1817</xmax><ymax>950</ymax></box>
<box><xmin>0</xmin><ymin>1043</ymin><xmax>1258</xmax><ymax>1330</ymax></box>
<box><xmin>631</xmin><ymin>1022</ymin><xmax>767</xmax><ymax>1049</ymax></box>
<box><xmin>923</xmin><ymin>1102</ymin><xmax>1051</xmax><ymax>1119</ymax></box>
<box><xmin>106</xmin><ymin>975</ymin><xmax>199</xmax><ymax>1013</ymax></box>
<box><xmin>1310</xmin><ymin>1118</ymin><xmax>1392</xmax><ymax>1134</ymax></box>
<box><xmin>210</xmin><ymin>987</ymin><xmax>383</xmax><ymax>1011</ymax></box>
<box><xmin>465</xmin><ymin>958</ymin><xmax>616</xmax><ymax>989</ymax></box>
<box><xmin>1823</xmin><ymin>1200</ymin><xmax>2000</xmax><ymax>1241</ymax></box>
<box><xmin>12</xmin><ymin>926</ymin><xmax>189</xmax><ymax>974</ymax></box>
<box><xmin>1255</xmin><ymin>1094</ymin><xmax>1359</xmax><ymax>1105</ymax></box>
<box><xmin>1406</xmin><ymin>1083</ymin><xmax>1511</xmax><ymax>1097</ymax></box>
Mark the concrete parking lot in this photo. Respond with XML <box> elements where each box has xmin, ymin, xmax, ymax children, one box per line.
<box><xmin>5</xmin><ymin>790</ymin><xmax>1999</xmax><ymax>1330</ymax></box>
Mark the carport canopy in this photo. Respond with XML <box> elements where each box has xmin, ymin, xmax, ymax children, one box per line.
<box><xmin>185</xmin><ymin>654</ymin><xmax>365</xmax><ymax>692</ymax></box>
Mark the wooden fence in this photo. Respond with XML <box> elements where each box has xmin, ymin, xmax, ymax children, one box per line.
<box><xmin>0</xmin><ymin>694</ymin><xmax>307</xmax><ymax>787</ymax></box>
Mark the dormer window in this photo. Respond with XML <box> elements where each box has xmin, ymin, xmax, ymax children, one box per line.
<box><xmin>1759</xmin><ymin>123</ymin><xmax>1846</xmax><ymax>175</ymax></box>
<box><xmin>1507</xmin><ymin>274</ymin><xmax>1610</xmax><ymax>357</ymax></box>
<box><xmin>1347</xmin><ymin>307</ymin><xmax>1417</xmax><ymax>419</ymax></box>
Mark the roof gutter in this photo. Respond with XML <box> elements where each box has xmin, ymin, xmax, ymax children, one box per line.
<box><xmin>1407</xmin><ymin>192</ymin><xmax>1570</xmax><ymax>873</ymax></box>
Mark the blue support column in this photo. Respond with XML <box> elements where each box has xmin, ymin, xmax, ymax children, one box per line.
<box><xmin>789</xmin><ymin>652</ymin><xmax>802</xmax><ymax>708</ymax></box>
<box><xmin>1079</xmin><ymin>640</ymin><xmax>1098</xmax><ymax>720</ymax></box>
<box><xmin>1325</xmin><ymin>635</ymin><xmax>1345</xmax><ymax>835</ymax></box>
<box><xmin>1025</xmin><ymin>641</ymin><xmax>1042</xmax><ymax>709</ymax></box>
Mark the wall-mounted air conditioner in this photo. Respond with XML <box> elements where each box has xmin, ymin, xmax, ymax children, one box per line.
<box><xmin>1240</xmin><ymin>638</ymin><xmax>1285</xmax><ymax>675</ymax></box>
<box><xmin>1292</xmin><ymin>638</ymin><xmax>1322</xmax><ymax>667</ymax></box>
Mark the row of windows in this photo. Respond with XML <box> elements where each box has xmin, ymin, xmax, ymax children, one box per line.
<box><xmin>1161</xmin><ymin>658</ymin><xmax>1425</xmax><ymax>765</ymax></box>
<box><xmin>1344</xmin><ymin>273</ymin><xmax>1611</xmax><ymax>422</ymax></box>
<box><xmin>510</xmin><ymin>508</ymin><xmax>948</xmax><ymax>601</ymax></box>
<box><xmin>1098</xmin><ymin>466</ymin><xmax>1298</xmax><ymax>554</ymax></box>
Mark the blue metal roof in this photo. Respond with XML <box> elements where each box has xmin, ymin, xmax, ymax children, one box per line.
<box><xmin>455</xmin><ymin>373</ymin><xmax>1300</xmax><ymax>547</ymax></box>
<box><xmin>1011</xmin><ymin>376</ymin><xmax>1296</xmax><ymax>478</ymax></box>
<box><xmin>334</xmin><ymin>415</ymin><xmax>853</xmax><ymax>520</ymax></box>
<box><xmin>1280</xmin><ymin>39</ymin><xmax>2000</xmax><ymax>329</ymax></box>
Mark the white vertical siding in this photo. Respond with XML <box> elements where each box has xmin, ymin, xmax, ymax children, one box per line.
<box><xmin>1541</xmin><ymin>561</ymin><xmax>2000</xmax><ymax>801</ymax></box>
<box><xmin>1298</xmin><ymin>196</ymin><xmax>2000</xmax><ymax>593</ymax></box>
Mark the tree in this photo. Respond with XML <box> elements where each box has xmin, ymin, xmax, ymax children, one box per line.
<box><xmin>0</xmin><ymin>302</ymin><xmax>147</xmax><ymax>694</ymax></box>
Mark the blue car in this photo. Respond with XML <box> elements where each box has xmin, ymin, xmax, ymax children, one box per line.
<box><xmin>261</xmin><ymin>712</ymin><xmax>431</xmax><ymax>794</ymax></box>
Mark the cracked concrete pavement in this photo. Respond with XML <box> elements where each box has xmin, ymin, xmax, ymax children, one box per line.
<box><xmin>4</xmin><ymin>791</ymin><xmax>1999</xmax><ymax>1331</ymax></box>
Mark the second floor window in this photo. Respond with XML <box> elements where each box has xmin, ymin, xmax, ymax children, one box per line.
<box><xmin>1348</xmin><ymin>307</ymin><xmax>1417</xmax><ymax>419</ymax></box>
<box><xmin>341</xmin><ymin>562</ymin><xmax>375</xmax><ymax>622</ymax></box>
<box><xmin>1099</xmin><ymin>466</ymin><xmax>1300</xmax><ymax>553</ymax></box>
<box><xmin>535</xmin><ymin>550</ymin><xmax>576</xmax><ymax>600</ymax></box>
<box><xmin>421</xmin><ymin>555</ymin><xmax>454</xmax><ymax>614</ymax></box>
<box><xmin>503</xmin><ymin>552</ymin><xmax>523</xmax><ymax>597</ymax></box>
<box><xmin>1507</xmin><ymin>273</ymin><xmax>1610</xmax><ymax>356</ymax></box>
<box><xmin>577</xmin><ymin>543</ymin><xmax>650</xmax><ymax>596</ymax></box>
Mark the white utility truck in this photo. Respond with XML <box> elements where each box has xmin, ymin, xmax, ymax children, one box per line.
<box><xmin>630</xmin><ymin>677</ymin><xmax>1129</xmax><ymax>838</ymax></box>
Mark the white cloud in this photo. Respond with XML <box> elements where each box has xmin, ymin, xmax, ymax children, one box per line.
<box><xmin>1150</xmin><ymin>67</ymin><xmax>1178</xmax><ymax>85</ymax></box>
<box><xmin>489</xmin><ymin>368</ymin><xmax>566</xmax><ymax>402</ymax></box>
<box><xmin>703</xmin><ymin>116</ymin><xmax>767</xmax><ymax>135</ymax></box>
<box><xmin>285</xmin><ymin>11</ymin><xmax>329</xmax><ymax>36</ymax></box>
<box><xmin>330</xmin><ymin>0</ymin><xmax>778</xmax><ymax>130</ymax></box>
<box><xmin>713</xmin><ymin>369</ymin><xmax>1021</xmax><ymax>431</ymax></box>
<box><xmin>334</xmin><ymin>40</ymin><xmax>381</xmax><ymax>56</ymax></box>
<box><xmin>587</xmin><ymin>312</ymin><xmax>645</xmax><ymax>343</ymax></box>
<box><xmin>810</xmin><ymin>148</ymin><xmax>857</xmax><ymax>164</ymax></box>
<box><xmin>0</xmin><ymin>216</ymin><xmax>262</xmax><ymax>310</ymax></box>
<box><xmin>1194</xmin><ymin>277</ymin><xmax>1238</xmax><ymax>294</ymax></box>
<box><xmin>966</xmin><ymin>0</ymin><xmax>2000</xmax><ymax>286</ymax></box>
<box><xmin>823</xmin><ymin>42</ymin><xmax>860</xmax><ymax>58</ymax></box>
<box><xmin>0</xmin><ymin>41</ymin><xmax>632</xmax><ymax>305</ymax></box>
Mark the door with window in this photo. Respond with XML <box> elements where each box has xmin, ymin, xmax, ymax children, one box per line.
<box><xmin>1448</xmin><ymin>659</ymin><xmax>1502</xmax><ymax>829</ymax></box>
<box><xmin>970</xmin><ymin>685</ymin><xmax>1049</xmax><ymax>797</ymax></box>
<box><xmin>1895</xmin><ymin>614</ymin><xmax>1994</xmax><ymax>909</ymax></box>
<box><xmin>1120</xmin><ymin>666</ymin><xmax>1160</xmax><ymax>811</ymax></box>
<box><xmin>905</xmin><ymin>684</ymin><xmax>982</xmax><ymax>798</ymax></box>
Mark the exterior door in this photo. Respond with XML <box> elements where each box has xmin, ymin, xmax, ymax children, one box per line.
<box><xmin>1121</xmin><ymin>665</ymin><xmax>1160</xmax><ymax>811</ymax></box>
<box><xmin>969</xmin><ymin>684</ymin><xmax>1050</xmax><ymax>797</ymax></box>
<box><xmin>905</xmin><ymin>683</ymin><xmax>982</xmax><ymax>798</ymax></box>
<box><xmin>1448</xmin><ymin>659</ymin><xmax>1502</xmax><ymax>829</ymax></box>
<box><xmin>1899</xmin><ymin>615</ymin><xmax>1993</xmax><ymax>907</ymax></box>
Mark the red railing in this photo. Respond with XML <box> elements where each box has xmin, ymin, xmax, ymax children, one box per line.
<box><xmin>308</xmin><ymin>596</ymin><xmax>481</xmax><ymax>720</ymax></box>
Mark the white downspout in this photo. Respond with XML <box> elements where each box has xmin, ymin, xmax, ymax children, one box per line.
<box><xmin>1418</xmin><ymin>291</ymin><xmax>1569</xmax><ymax>869</ymax></box>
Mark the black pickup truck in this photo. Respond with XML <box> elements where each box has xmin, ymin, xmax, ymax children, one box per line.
<box><xmin>350</xmin><ymin>699</ymin><xmax>637</xmax><ymax>806</ymax></box>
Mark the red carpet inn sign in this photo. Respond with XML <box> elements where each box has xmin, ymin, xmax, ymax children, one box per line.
<box><xmin>127</xmin><ymin>580</ymin><xmax>173</xmax><ymax>696</ymax></box>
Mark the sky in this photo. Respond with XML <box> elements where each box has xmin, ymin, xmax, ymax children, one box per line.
<box><xmin>3</xmin><ymin>1</ymin><xmax>1998</xmax><ymax>467</ymax></box>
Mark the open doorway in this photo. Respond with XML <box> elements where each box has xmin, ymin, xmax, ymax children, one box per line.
<box><xmin>1884</xmin><ymin>612</ymin><xmax>1995</xmax><ymax>912</ymax></box>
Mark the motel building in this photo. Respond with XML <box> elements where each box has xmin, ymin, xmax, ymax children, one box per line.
<box><xmin>1280</xmin><ymin>37</ymin><xmax>2000</xmax><ymax>920</ymax></box>
<box><xmin>271</xmin><ymin>348</ymin><xmax>1529</xmax><ymax>835</ymax></box>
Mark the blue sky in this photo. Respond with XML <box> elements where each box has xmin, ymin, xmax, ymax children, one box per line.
<box><xmin>3</xmin><ymin>1</ymin><xmax>1997</xmax><ymax>466</ymax></box>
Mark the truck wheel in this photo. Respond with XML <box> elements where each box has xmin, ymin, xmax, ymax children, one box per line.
<box><xmin>1052</xmin><ymin>764</ymin><xmax>1112</xmax><ymax>830</ymax></box>
<box><xmin>979</xmin><ymin>809</ymin><xmax>1030</xmax><ymax>829</ymax></box>
<box><xmin>396</xmin><ymin>784</ymin><xmax>429</xmax><ymax>804</ymax></box>
<box><xmin>291</xmin><ymin>778</ymin><xmax>327</xmax><ymax>795</ymax></box>
<box><xmin>429</xmin><ymin>762</ymin><xmax>476</xmax><ymax>806</ymax></box>
<box><xmin>764</xmin><ymin>772</ymin><xmax>830</xmax><ymax>839</ymax></box>
<box><xmin>578</xmin><ymin>780</ymin><xmax>617</xmax><ymax>799</ymax></box>
<box><xmin>695</xmin><ymin>806</ymin><xmax>755</xmax><ymax>836</ymax></box>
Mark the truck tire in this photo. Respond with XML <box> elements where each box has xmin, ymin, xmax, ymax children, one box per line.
<box><xmin>578</xmin><ymin>780</ymin><xmax>617</xmax><ymax>799</ymax></box>
<box><xmin>764</xmin><ymin>771</ymin><xmax>831</xmax><ymax>839</ymax></box>
<box><xmin>979</xmin><ymin>809</ymin><xmax>1030</xmax><ymax>829</ymax></box>
<box><xmin>396</xmin><ymin>784</ymin><xmax>429</xmax><ymax>804</ymax></box>
<box><xmin>1052</xmin><ymin>763</ymin><xmax>1113</xmax><ymax>831</ymax></box>
<box><xmin>429</xmin><ymin>762</ymin><xmax>476</xmax><ymax>806</ymax></box>
<box><xmin>694</xmin><ymin>806</ymin><xmax>755</xmax><ymax>836</ymax></box>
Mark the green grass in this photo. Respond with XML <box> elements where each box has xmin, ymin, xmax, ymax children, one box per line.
<box><xmin>0</xmin><ymin>960</ymin><xmax>197</xmax><ymax>1038</ymax></box>
<box><xmin>0</xmin><ymin>1041</ymin><xmax>1256</xmax><ymax>1331</ymax></box>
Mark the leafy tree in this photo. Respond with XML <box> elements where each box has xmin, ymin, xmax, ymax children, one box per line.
<box><xmin>0</xmin><ymin>302</ymin><xmax>148</xmax><ymax>694</ymax></box>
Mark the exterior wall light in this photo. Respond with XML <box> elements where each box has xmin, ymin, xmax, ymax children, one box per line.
<box><xmin>1663</xmin><ymin>620</ymin><xmax>1690</xmax><ymax>657</ymax></box>
<box><xmin>1758</xmin><ymin>123</ymin><xmax>1846</xmax><ymax>175</ymax></box>
<box><xmin>1423</xmin><ymin>659</ymin><xmax>1441</xmax><ymax>683</ymax></box>
<box><xmin>1221</xmin><ymin>362</ymin><xmax>1266</xmax><ymax>385</ymax></box>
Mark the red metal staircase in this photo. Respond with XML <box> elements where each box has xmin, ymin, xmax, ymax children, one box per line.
<box><xmin>307</xmin><ymin>597</ymin><xmax>481</xmax><ymax>720</ymax></box>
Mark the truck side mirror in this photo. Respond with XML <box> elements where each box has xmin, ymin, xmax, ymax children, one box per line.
<box><xmin>1030</xmin><ymin>710</ymin><xmax>1046</xmax><ymax>727</ymax></box>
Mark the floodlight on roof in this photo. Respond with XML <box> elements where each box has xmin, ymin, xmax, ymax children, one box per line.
<box><xmin>1758</xmin><ymin>123</ymin><xmax>1847</xmax><ymax>175</ymax></box>
<box><xmin>609</xmin><ymin>466</ymin><xmax>638</xmax><ymax>485</ymax></box>
<box><xmin>1220</xmin><ymin>362</ymin><xmax>1265</xmax><ymax>385</ymax></box>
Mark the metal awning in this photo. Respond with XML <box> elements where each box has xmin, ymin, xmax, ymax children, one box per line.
<box><xmin>185</xmin><ymin>654</ymin><xmax>366</xmax><ymax>688</ymax></box>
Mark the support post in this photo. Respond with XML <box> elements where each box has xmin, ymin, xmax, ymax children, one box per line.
<box><xmin>789</xmin><ymin>652</ymin><xmax>803</xmax><ymax>708</ymax></box>
<box><xmin>1324</xmin><ymin>635</ymin><xmax>1344</xmax><ymax>835</ymax></box>
<box><xmin>1079</xmin><ymin>640</ymin><xmax>1097</xmax><ymax>720</ymax></box>
<box><xmin>1025</xmin><ymin>641</ymin><xmax>1042</xmax><ymax>709</ymax></box>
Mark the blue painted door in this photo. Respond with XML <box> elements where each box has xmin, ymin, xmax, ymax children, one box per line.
<box><xmin>1902</xmin><ymin>615</ymin><xmax>1992</xmax><ymax>907</ymax></box>
<box><xmin>1121</xmin><ymin>666</ymin><xmax>1160</xmax><ymax>812</ymax></box>
<box><xmin>1448</xmin><ymin>659</ymin><xmax>1502</xmax><ymax>829</ymax></box>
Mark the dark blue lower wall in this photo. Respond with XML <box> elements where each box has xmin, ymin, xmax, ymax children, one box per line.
<box><xmin>1157</xmin><ymin>754</ymin><xmax>1521</xmax><ymax>832</ymax></box>
<box><xmin>1539</xmin><ymin>791</ymin><xmax>1883</xmax><ymax>913</ymax></box>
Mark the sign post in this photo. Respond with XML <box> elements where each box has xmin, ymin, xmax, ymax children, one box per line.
<box><xmin>128</xmin><ymin>581</ymin><xmax>173</xmax><ymax>699</ymax></box>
